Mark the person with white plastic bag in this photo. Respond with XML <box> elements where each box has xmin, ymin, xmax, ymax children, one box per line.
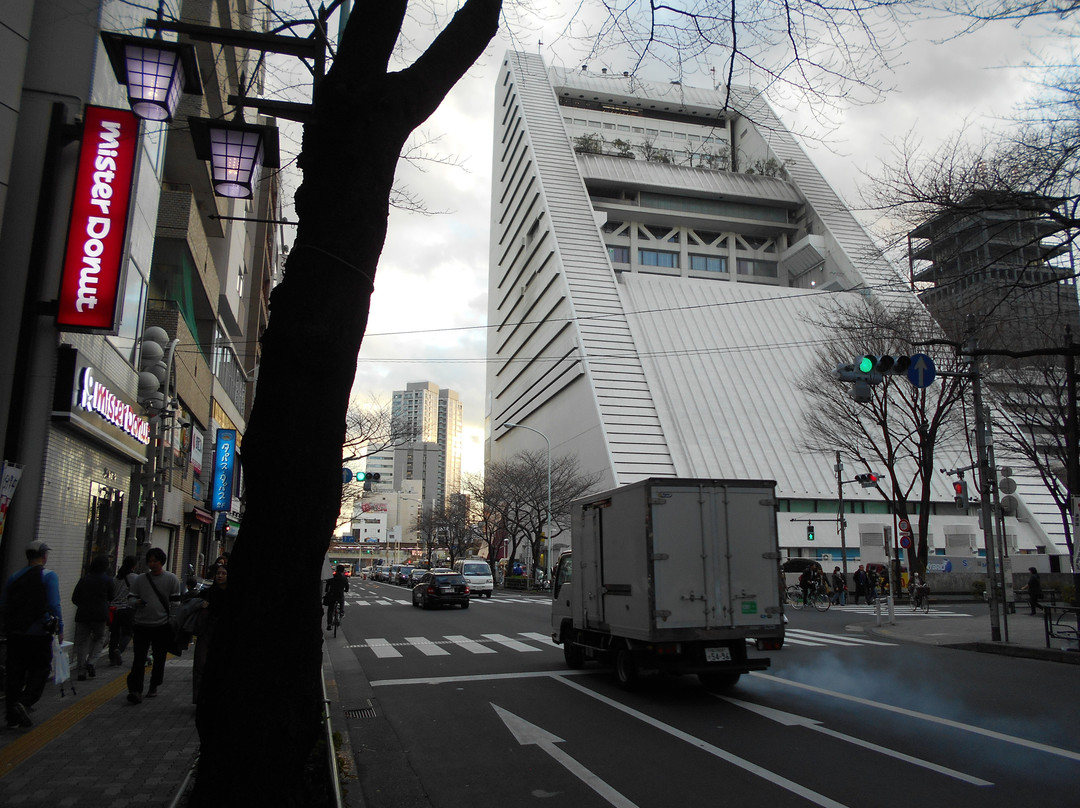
<box><xmin>52</xmin><ymin>634</ymin><xmax>73</xmax><ymax>697</ymax></box>
<box><xmin>0</xmin><ymin>540</ymin><xmax>63</xmax><ymax>729</ymax></box>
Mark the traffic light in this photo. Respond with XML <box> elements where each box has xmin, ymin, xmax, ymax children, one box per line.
<box><xmin>806</xmin><ymin>524</ymin><xmax>815</xmax><ymax>541</ymax></box>
<box><xmin>854</xmin><ymin>473</ymin><xmax>879</xmax><ymax>488</ymax></box>
<box><xmin>859</xmin><ymin>355</ymin><xmax>913</xmax><ymax>376</ymax></box>
<box><xmin>953</xmin><ymin>479</ymin><xmax>968</xmax><ymax>510</ymax></box>
<box><xmin>354</xmin><ymin>472</ymin><xmax>382</xmax><ymax>482</ymax></box>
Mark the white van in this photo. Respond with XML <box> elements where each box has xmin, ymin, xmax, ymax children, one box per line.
<box><xmin>453</xmin><ymin>558</ymin><xmax>494</xmax><ymax>598</ymax></box>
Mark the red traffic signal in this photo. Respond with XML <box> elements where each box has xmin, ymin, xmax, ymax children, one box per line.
<box><xmin>953</xmin><ymin>479</ymin><xmax>968</xmax><ymax>509</ymax></box>
<box><xmin>855</xmin><ymin>473</ymin><xmax>879</xmax><ymax>487</ymax></box>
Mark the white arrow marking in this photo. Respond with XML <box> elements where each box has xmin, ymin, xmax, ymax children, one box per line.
<box><xmin>720</xmin><ymin>696</ymin><xmax>992</xmax><ymax>786</ymax></box>
<box><xmin>491</xmin><ymin>704</ymin><xmax>640</xmax><ymax>808</ymax></box>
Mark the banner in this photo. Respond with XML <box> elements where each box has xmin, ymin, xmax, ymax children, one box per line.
<box><xmin>211</xmin><ymin>429</ymin><xmax>237</xmax><ymax>511</ymax></box>
<box><xmin>57</xmin><ymin>105</ymin><xmax>139</xmax><ymax>331</ymax></box>
<box><xmin>0</xmin><ymin>461</ymin><xmax>25</xmax><ymax>549</ymax></box>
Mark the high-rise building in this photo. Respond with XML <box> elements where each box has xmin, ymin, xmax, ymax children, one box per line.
<box><xmin>486</xmin><ymin>52</ymin><xmax>1067</xmax><ymax>562</ymax></box>
<box><xmin>390</xmin><ymin>382</ymin><xmax>463</xmax><ymax>506</ymax></box>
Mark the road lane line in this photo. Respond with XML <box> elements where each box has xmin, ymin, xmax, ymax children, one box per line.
<box><xmin>554</xmin><ymin>676</ymin><xmax>849</xmax><ymax>808</ymax></box>
<box><xmin>786</xmin><ymin>629</ymin><xmax>895</xmax><ymax>647</ymax></box>
<box><xmin>720</xmin><ymin>696</ymin><xmax>992</xmax><ymax>786</ymax></box>
<box><xmin>750</xmin><ymin>672</ymin><xmax>1080</xmax><ymax>762</ymax></box>
<box><xmin>445</xmin><ymin>634</ymin><xmax>497</xmax><ymax>654</ymax></box>
<box><xmin>404</xmin><ymin>637</ymin><xmax>450</xmax><ymax>656</ymax></box>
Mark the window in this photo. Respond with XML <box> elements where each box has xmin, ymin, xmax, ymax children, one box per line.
<box><xmin>639</xmin><ymin>249</ymin><xmax>679</xmax><ymax>268</ymax></box>
<box><xmin>608</xmin><ymin>245</ymin><xmax>630</xmax><ymax>264</ymax></box>
<box><xmin>83</xmin><ymin>482</ymin><xmax>124</xmax><ymax>572</ymax></box>
<box><xmin>690</xmin><ymin>254</ymin><xmax>727</xmax><ymax>273</ymax></box>
<box><xmin>737</xmin><ymin>258</ymin><xmax>779</xmax><ymax>277</ymax></box>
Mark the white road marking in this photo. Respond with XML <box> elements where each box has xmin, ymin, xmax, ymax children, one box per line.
<box><xmin>364</xmin><ymin>638</ymin><xmax>402</xmax><ymax>659</ymax></box>
<box><xmin>493</xmin><ymin>704</ymin><xmax>640</xmax><ymax>808</ymax></box>
<box><xmin>555</xmin><ymin>676</ymin><xmax>850</xmax><ymax>808</ymax></box>
<box><xmin>750</xmin><ymin>672</ymin><xmax>1080</xmax><ymax>762</ymax></box>
<box><xmin>482</xmin><ymin>633</ymin><xmax>542</xmax><ymax>652</ymax></box>
<box><xmin>445</xmin><ymin>634</ymin><xmax>497</xmax><ymax>654</ymax></box>
<box><xmin>520</xmin><ymin>631</ymin><xmax>560</xmax><ymax>648</ymax></box>
<box><xmin>786</xmin><ymin>629</ymin><xmax>896</xmax><ymax>647</ymax></box>
<box><xmin>404</xmin><ymin>636</ymin><xmax>450</xmax><ymax>656</ymax></box>
<box><xmin>720</xmin><ymin>696</ymin><xmax>992</xmax><ymax>786</ymax></box>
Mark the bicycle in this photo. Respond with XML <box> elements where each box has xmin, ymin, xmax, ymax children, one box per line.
<box><xmin>786</xmin><ymin>583</ymin><xmax>831</xmax><ymax>612</ymax></box>
<box><xmin>910</xmin><ymin>584</ymin><xmax>930</xmax><ymax>613</ymax></box>
<box><xmin>329</xmin><ymin>599</ymin><xmax>344</xmax><ymax>638</ymax></box>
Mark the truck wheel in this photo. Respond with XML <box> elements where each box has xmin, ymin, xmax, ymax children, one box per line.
<box><xmin>614</xmin><ymin>649</ymin><xmax>639</xmax><ymax>688</ymax></box>
<box><xmin>698</xmin><ymin>672</ymin><xmax>741</xmax><ymax>692</ymax></box>
<box><xmin>563</xmin><ymin>642</ymin><xmax>585</xmax><ymax>669</ymax></box>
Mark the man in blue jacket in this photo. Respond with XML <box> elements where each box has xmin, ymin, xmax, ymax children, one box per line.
<box><xmin>1</xmin><ymin>540</ymin><xmax>63</xmax><ymax>729</ymax></box>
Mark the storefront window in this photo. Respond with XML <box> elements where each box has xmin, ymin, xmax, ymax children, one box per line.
<box><xmin>83</xmin><ymin>482</ymin><xmax>124</xmax><ymax>572</ymax></box>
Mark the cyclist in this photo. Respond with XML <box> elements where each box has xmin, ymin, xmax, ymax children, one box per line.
<box><xmin>323</xmin><ymin>565</ymin><xmax>350</xmax><ymax>631</ymax></box>
<box><xmin>798</xmin><ymin>563</ymin><xmax>825</xmax><ymax>605</ymax></box>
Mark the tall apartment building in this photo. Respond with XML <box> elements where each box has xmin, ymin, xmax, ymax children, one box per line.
<box><xmin>390</xmin><ymin>381</ymin><xmax>463</xmax><ymax>506</ymax></box>
<box><xmin>486</xmin><ymin>52</ymin><xmax>1067</xmax><ymax>562</ymax></box>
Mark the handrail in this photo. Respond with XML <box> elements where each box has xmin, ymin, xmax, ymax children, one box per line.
<box><xmin>1043</xmin><ymin>604</ymin><xmax>1080</xmax><ymax>651</ymax></box>
<box><xmin>322</xmin><ymin>671</ymin><xmax>344</xmax><ymax>808</ymax></box>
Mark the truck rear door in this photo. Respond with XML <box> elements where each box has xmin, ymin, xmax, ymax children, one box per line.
<box><xmin>716</xmin><ymin>483</ymin><xmax>781</xmax><ymax>627</ymax></box>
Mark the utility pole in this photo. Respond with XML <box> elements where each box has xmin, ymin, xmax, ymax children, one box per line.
<box><xmin>836</xmin><ymin>450</ymin><xmax>849</xmax><ymax>581</ymax></box>
<box><xmin>967</xmin><ymin>346</ymin><xmax>1003</xmax><ymax>641</ymax></box>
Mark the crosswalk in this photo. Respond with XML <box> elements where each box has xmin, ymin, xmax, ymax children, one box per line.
<box><xmin>823</xmin><ymin>605</ymin><xmax>972</xmax><ymax>618</ymax></box>
<box><xmin>347</xmin><ymin>629</ymin><xmax>894</xmax><ymax>659</ymax></box>
<box><xmin>345</xmin><ymin>592</ymin><xmax>549</xmax><ymax>607</ymax></box>
<box><xmin>349</xmin><ymin>631</ymin><xmax>559</xmax><ymax>658</ymax></box>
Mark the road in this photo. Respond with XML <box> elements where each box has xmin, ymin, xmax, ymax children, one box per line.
<box><xmin>330</xmin><ymin>579</ymin><xmax>1079</xmax><ymax>808</ymax></box>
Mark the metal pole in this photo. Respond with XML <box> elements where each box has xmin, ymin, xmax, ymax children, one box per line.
<box><xmin>984</xmin><ymin>411</ymin><xmax>1010</xmax><ymax>642</ymax></box>
<box><xmin>836</xmin><ymin>451</ymin><xmax>849</xmax><ymax>581</ymax></box>
<box><xmin>969</xmin><ymin>348</ymin><xmax>1002</xmax><ymax>641</ymax></box>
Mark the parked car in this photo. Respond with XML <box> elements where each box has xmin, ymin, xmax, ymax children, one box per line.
<box><xmin>395</xmin><ymin>567</ymin><xmax>413</xmax><ymax>586</ymax></box>
<box><xmin>412</xmin><ymin>571</ymin><xmax>470</xmax><ymax>609</ymax></box>
<box><xmin>374</xmin><ymin>566</ymin><xmax>390</xmax><ymax>582</ymax></box>
<box><xmin>453</xmin><ymin>558</ymin><xmax>494</xmax><ymax>598</ymax></box>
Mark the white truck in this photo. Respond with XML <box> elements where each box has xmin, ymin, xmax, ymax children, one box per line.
<box><xmin>551</xmin><ymin>478</ymin><xmax>784</xmax><ymax>690</ymax></box>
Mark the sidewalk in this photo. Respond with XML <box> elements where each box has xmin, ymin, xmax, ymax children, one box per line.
<box><xmin>859</xmin><ymin>601</ymin><xmax>1079</xmax><ymax>664</ymax></box>
<box><xmin>0</xmin><ymin>653</ymin><xmax>199</xmax><ymax>807</ymax></box>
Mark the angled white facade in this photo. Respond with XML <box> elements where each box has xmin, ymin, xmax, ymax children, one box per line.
<box><xmin>486</xmin><ymin>52</ymin><xmax>1066</xmax><ymax>563</ymax></box>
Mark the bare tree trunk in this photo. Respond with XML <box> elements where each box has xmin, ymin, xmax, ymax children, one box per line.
<box><xmin>188</xmin><ymin>2</ymin><xmax>502</xmax><ymax>802</ymax></box>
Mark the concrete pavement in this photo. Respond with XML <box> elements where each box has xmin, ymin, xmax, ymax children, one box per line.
<box><xmin>2</xmin><ymin>599</ymin><xmax>1076</xmax><ymax>807</ymax></box>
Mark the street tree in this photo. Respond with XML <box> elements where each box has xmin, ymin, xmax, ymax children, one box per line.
<box><xmin>798</xmin><ymin>296</ymin><xmax>969</xmax><ymax>578</ymax></box>
<box><xmin>461</xmin><ymin>468</ymin><xmax>510</xmax><ymax>575</ymax></box>
<box><xmin>191</xmin><ymin>1</ymin><xmax>504</xmax><ymax>804</ymax></box>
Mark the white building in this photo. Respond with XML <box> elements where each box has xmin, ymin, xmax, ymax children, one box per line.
<box><xmin>391</xmin><ymin>381</ymin><xmax>463</xmax><ymax>506</ymax></box>
<box><xmin>485</xmin><ymin>52</ymin><xmax>1066</xmax><ymax>566</ymax></box>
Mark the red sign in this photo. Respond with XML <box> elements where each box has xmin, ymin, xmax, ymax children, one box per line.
<box><xmin>57</xmin><ymin>105</ymin><xmax>139</xmax><ymax>331</ymax></box>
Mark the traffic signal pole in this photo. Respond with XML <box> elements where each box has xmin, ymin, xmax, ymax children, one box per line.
<box><xmin>836</xmin><ymin>451</ymin><xmax>849</xmax><ymax>581</ymax></box>
<box><xmin>967</xmin><ymin>351</ymin><xmax>1003</xmax><ymax>642</ymax></box>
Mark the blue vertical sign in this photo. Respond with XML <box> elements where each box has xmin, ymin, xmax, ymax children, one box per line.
<box><xmin>211</xmin><ymin>429</ymin><xmax>237</xmax><ymax>511</ymax></box>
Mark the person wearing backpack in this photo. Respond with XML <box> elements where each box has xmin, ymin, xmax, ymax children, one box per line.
<box><xmin>0</xmin><ymin>540</ymin><xmax>63</xmax><ymax>729</ymax></box>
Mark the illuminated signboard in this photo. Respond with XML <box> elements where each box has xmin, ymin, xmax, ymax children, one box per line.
<box><xmin>211</xmin><ymin>429</ymin><xmax>237</xmax><ymax>511</ymax></box>
<box><xmin>51</xmin><ymin>346</ymin><xmax>149</xmax><ymax>462</ymax></box>
<box><xmin>57</xmin><ymin>105</ymin><xmax>139</xmax><ymax>331</ymax></box>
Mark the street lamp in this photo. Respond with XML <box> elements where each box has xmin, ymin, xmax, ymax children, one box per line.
<box><xmin>502</xmin><ymin>422</ymin><xmax>551</xmax><ymax>588</ymax></box>
<box><xmin>100</xmin><ymin>32</ymin><xmax>201</xmax><ymax>122</ymax></box>
<box><xmin>188</xmin><ymin>117</ymin><xmax>280</xmax><ymax>200</ymax></box>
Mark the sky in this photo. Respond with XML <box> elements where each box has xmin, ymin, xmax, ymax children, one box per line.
<box><xmin>269</xmin><ymin>3</ymin><xmax>1074</xmax><ymax>477</ymax></box>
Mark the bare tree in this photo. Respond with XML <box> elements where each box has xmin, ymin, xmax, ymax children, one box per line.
<box><xmin>193</xmin><ymin>2</ymin><xmax>503</xmax><ymax>804</ymax></box>
<box><xmin>461</xmin><ymin>468</ymin><xmax>510</xmax><ymax>572</ymax></box>
<box><xmin>338</xmin><ymin>395</ymin><xmax>419</xmax><ymax>527</ymax></box>
<box><xmin>798</xmin><ymin>296</ymin><xmax>969</xmax><ymax>577</ymax></box>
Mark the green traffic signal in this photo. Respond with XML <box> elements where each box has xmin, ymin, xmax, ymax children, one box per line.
<box><xmin>859</xmin><ymin>355</ymin><xmax>874</xmax><ymax>373</ymax></box>
<box><xmin>806</xmin><ymin>524</ymin><xmax>815</xmax><ymax>541</ymax></box>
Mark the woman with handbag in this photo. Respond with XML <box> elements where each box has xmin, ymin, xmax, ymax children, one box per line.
<box><xmin>125</xmin><ymin>548</ymin><xmax>180</xmax><ymax>704</ymax></box>
<box><xmin>108</xmin><ymin>556</ymin><xmax>137</xmax><ymax>666</ymax></box>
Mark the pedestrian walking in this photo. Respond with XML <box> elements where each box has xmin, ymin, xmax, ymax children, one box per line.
<box><xmin>192</xmin><ymin>564</ymin><xmax>228</xmax><ymax>704</ymax></box>
<box><xmin>108</xmin><ymin>555</ymin><xmax>137</xmax><ymax>666</ymax></box>
<box><xmin>125</xmin><ymin>547</ymin><xmax>180</xmax><ymax>704</ymax></box>
<box><xmin>853</xmin><ymin>565</ymin><xmax>868</xmax><ymax>605</ymax></box>
<box><xmin>71</xmin><ymin>555</ymin><xmax>115</xmax><ymax>681</ymax></box>
<box><xmin>0</xmin><ymin>540</ymin><xmax>63</xmax><ymax>729</ymax></box>
<box><xmin>866</xmin><ymin>567</ymin><xmax>879</xmax><ymax>604</ymax></box>
<box><xmin>830</xmin><ymin>567</ymin><xmax>847</xmax><ymax>605</ymax></box>
<box><xmin>1023</xmin><ymin>567</ymin><xmax>1043</xmax><ymax>615</ymax></box>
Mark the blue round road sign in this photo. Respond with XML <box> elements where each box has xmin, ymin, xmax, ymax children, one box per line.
<box><xmin>906</xmin><ymin>353</ymin><xmax>936</xmax><ymax>388</ymax></box>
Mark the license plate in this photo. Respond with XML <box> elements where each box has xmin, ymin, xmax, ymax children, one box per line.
<box><xmin>439</xmin><ymin>586</ymin><xmax>452</xmax><ymax>594</ymax></box>
<box><xmin>705</xmin><ymin>647</ymin><xmax>732</xmax><ymax>662</ymax></box>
